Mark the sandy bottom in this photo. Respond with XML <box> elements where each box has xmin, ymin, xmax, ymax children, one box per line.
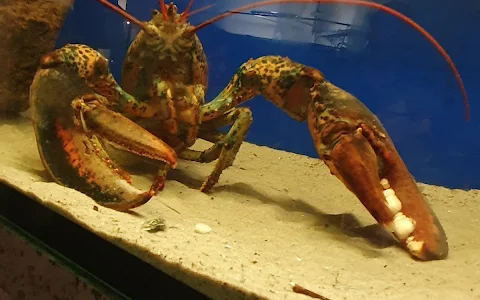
<box><xmin>0</xmin><ymin>116</ymin><xmax>478</xmax><ymax>300</ymax></box>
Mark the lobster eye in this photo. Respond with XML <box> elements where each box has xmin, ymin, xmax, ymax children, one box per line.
<box><xmin>151</xmin><ymin>9</ymin><xmax>160</xmax><ymax>17</ymax></box>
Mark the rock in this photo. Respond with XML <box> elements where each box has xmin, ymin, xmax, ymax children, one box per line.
<box><xmin>0</xmin><ymin>0</ymin><xmax>74</xmax><ymax>114</ymax></box>
<box><xmin>194</xmin><ymin>223</ymin><xmax>212</xmax><ymax>234</ymax></box>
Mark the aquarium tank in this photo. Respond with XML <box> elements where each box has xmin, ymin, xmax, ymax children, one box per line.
<box><xmin>0</xmin><ymin>0</ymin><xmax>478</xmax><ymax>299</ymax></box>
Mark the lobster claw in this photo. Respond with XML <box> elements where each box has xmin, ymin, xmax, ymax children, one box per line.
<box><xmin>315</xmin><ymin>119</ymin><xmax>448</xmax><ymax>260</ymax></box>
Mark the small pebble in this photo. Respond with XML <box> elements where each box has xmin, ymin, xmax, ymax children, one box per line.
<box><xmin>194</xmin><ymin>223</ymin><xmax>212</xmax><ymax>234</ymax></box>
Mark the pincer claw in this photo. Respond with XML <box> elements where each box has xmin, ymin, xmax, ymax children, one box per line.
<box><xmin>323</xmin><ymin>122</ymin><xmax>448</xmax><ymax>260</ymax></box>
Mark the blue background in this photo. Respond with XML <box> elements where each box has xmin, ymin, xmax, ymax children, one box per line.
<box><xmin>55</xmin><ymin>0</ymin><xmax>479</xmax><ymax>189</ymax></box>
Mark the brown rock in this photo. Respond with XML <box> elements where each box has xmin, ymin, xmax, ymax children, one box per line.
<box><xmin>0</xmin><ymin>0</ymin><xmax>74</xmax><ymax>114</ymax></box>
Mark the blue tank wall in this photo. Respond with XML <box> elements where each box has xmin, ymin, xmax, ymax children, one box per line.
<box><xmin>55</xmin><ymin>0</ymin><xmax>479</xmax><ymax>189</ymax></box>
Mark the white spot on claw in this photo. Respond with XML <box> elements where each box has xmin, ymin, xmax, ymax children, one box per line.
<box><xmin>383</xmin><ymin>188</ymin><xmax>395</xmax><ymax>197</ymax></box>
<box><xmin>393</xmin><ymin>212</ymin><xmax>415</xmax><ymax>240</ymax></box>
<box><xmin>380</xmin><ymin>178</ymin><xmax>416</xmax><ymax>241</ymax></box>
<box><xmin>406</xmin><ymin>236</ymin><xmax>424</xmax><ymax>256</ymax></box>
<box><xmin>386</xmin><ymin>195</ymin><xmax>402</xmax><ymax>214</ymax></box>
<box><xmin>380</xmin><ymin>178</ymin><xmax>390</xmax><ymax>189</ymax></box>
<box><xmin>382</xmin><ymin>188</ymin><xmax>402</xmax><ymax>214</ymax></box>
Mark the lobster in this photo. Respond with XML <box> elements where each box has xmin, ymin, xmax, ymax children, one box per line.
<box><xmin>29</xmin><ymin>0</ymin><xmax>470</xmax><ymax>261</ymax></box>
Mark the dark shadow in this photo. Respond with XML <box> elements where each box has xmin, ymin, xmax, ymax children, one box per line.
<box><xmin>167</xmin><ymin>168</ymin><xmax>397</xmax><ymax>250</ymax></box>
<box><xmin>12</xmin><ymin>163</ymin><xmax>52</xmax><ymax>183</ymax></box>
<box><xmin>167</xmin><ymin>168</ymin><xmax>205</xmax><ymax>189</ymax></box>
<box><xmin>219</xmin><ymin>182</ymin><xmax>396</xmax><ymax>249</ymax></box>
<box><xmin>125</xmin><ymin>210</ymin><xmax>142</xmax><ymax>217</ymax></box>
<box><xmin>30</xmin><ymin>169</ymin><xmax>51</xmax><ymax>181</ymax></box>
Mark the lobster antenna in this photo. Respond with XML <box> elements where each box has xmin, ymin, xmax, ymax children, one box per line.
<box><xmin>182</xmin><ymin>3</ymin><xmax>216</xmax><ymax>20</ymax></box>
<box><xmin>159</xmin><ymin>0</ymin><xmax>168</xmax><ymax>20</ymax></box>
<box><xmin>191</xmin><ymin>0</ymin><xmax>470</xmax><ymax>122</ymax></box>
<box><xmin>179</xmin><ymin>0</ymin><xmax>195</xmax><ymax>21</ymax></box>
<box><xmin>96</xmin><ymin>0</ymin><xmax>146</xmax><ymax>30</ymax></box>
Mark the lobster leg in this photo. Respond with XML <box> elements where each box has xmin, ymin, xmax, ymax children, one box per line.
<box><xmin>180</xmin><ymin>107</ymin><xmax>253</xmax><ymax>192</ymax></box>
<box><xmin>178</xmin><ymin>140</ymin><xmax>222</xmax><ymax>163</ymax></box>
<box><xmin>192</xmin><ymin>56</ymin><xmax>311</xmax><ymax>191</ymax></box>
<box><xmin>176</xmin><ymin>130</ymin><xmax>225</xmax><ymax>162</ymax></box>
<box><xmin>201</xmin><ymin>55</ymin><xmax>447</xmax><ymax>260</ymax></box>
<box><xmin>196</xmin><ymin>130</ymin><xmax>226</xmax><ymax>144</ymax></box>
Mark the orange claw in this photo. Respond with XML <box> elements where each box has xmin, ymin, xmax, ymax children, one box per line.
<box><xmin>308</xmin><ymin>81</ymin><xmax>448</xmax><ymax>260</ymax></box>
<box><xmin>327</xmin><ymin>124</ymin><xmax>447</xmax><ymax>260</ymax></box>
<box><xmin>360</xmin><ymin>123</ymin><xmax>449</xmax><ymax>260</ymax></box>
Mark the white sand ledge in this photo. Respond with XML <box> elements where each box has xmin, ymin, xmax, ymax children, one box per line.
<box><xmin>0</xmin><ymin>117</ymin><xmax>478</xmax><ymax>300</ymax></box>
